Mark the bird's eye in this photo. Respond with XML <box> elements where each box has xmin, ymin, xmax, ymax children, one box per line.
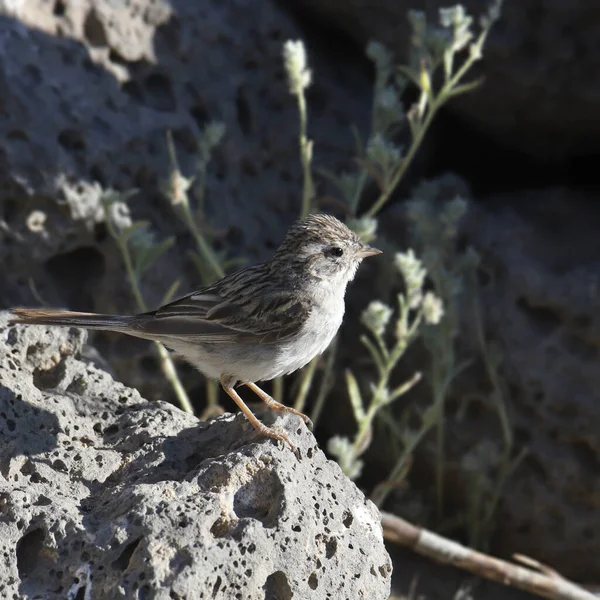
<box><xmin>326</xmin><ymin>247</ymin><xmax>344</xmax><ymax>258</ymax></box>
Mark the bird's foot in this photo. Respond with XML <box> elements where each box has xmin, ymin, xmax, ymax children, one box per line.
<box><xmin>222</xmin><ymin>381</ymin><xmax>297</xmax><ymax>451</ymax></box>
<box><xmin>245</xmin><ymin>382</ymin><xmax>313</xmax><ymax>430</ymax></box>
<box><xmin>249</xmin><ymin>420</ymin><xmax>297</xmax><ymax>451</ymax></box>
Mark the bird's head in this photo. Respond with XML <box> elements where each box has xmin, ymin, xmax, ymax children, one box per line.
<box><xmin>271</xmin><ymin>214</ymin><xmax>382</xmax><ymax>288</ymax></box>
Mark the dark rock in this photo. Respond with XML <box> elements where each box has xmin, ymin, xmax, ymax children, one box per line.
<box><xmin>376</xmin><ymin>188</ymin><xmax>600</xmax><ymax>580</ymax></box>
<box><xmin>0</xmin><ymin>0</ymin><xmax>372</xmax><ymax>402</ymax></box>
<box><xmin>283</xmin><ymin>0</ymin><xmax>600</xmax><ymax>161</ymax></box>
<box><xmin>461</xmin><ymin>191</ymin><xmax>600</xmax><ymax>578</ymax></box>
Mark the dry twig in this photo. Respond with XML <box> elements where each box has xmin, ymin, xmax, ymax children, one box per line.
<box><xmin>381</xmin><ymin>511</ymin><xmax>596</xmax><ymax>600</ymax></box>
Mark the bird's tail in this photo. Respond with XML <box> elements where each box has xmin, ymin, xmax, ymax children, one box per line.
<box><xmin>10</xmin><ymin>308</ymin><xmax>136</xmax><ymax>332</ymax></box>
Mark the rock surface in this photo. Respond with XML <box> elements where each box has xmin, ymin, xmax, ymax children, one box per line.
<box><xmin>0</xmin><ymin>312</ymin><xmax>392</xmax><ymax>599</ymax></box>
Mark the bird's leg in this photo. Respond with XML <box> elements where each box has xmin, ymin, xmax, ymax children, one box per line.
<box><xmin>245</xmin><ymin>382</ymin><xmax>313</xmax><ymax>430</ymax></box>
<box><xmin>221</xmin><ymin>379</ymin><xmax>295</xmax><ymax>450</ymax></box>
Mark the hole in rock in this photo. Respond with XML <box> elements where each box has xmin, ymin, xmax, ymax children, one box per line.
<box><xmin>144</xmin><ymin>72</ymin><xmax>176</xmax><ymax>112</ymax></box>
<box><xmin>233</xmin><ymin>469</ymin><xmax>283</xmax><ymax>528</ymax></box>
<box><xmin>83</xmin><ymin>9</ymin><xmax>107</xmax><ymax>47</ymax></box>
<box><xmin>53</xmin><ymin>0</ymin><xmax>66</xmax><ymax>16</ymax></box>
<box><xmin>74</xmin><ymin>586</ymin><xmax>87</xmax><ymax>600</ymax></box>
<box><xmin>263</xmin><ymin>571</ymin><xmax>292</xmax><ymax>600</ymax></box>
<box><xmin>33</xmin><ymin>361</ymin><xmax>66</xmax><ymax>391</ymax></box>
<box><xmin>325</xmin><ymin>538</ymin><xmax>337</xmax><ymax>559</ymax></box>
<box><xmin>58</xmin><ymin>129</ymin><xmax>86</xmax><ymax>152</ymax></box>
<box><xmin>210</xmin><ymin>517</ymin><xmax>235</xmax><ymax>539</ymax></box>
<box><xmin>342</xmin><ymin>510</ymin><xmax>353</xmax><ymax>528</ymax></box>
<box><xmin>112</xmin><ymin>538</ymin><xmax>142</xmax><ymax>571</ymax></box>
<box><xmin>212</xmin><ymin>575</ymin><xmax>222</xmax><ymax>597</ymax></box>
<box><xmin>16</xmin><ymin>528</ymin><xmax>45</xmax><ymax>578</ymax></box>
<box><xmin>123</xmin><ymin>80</ymin><xmax>143</xmax><ymax>102</ymax></box>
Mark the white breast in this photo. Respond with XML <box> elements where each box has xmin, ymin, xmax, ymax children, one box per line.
<box><xmin>271</xmin><ymin>286</ymin><xmax>345</xmax><ymax>379</ymax></box>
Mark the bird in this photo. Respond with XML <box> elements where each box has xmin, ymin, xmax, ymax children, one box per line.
<box><xmin>11</xmin><ymin>213</ymin><xmax>382</xmax><ymax>449</ymax></box>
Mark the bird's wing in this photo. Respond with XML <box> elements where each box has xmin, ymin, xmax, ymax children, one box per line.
<box><xmin>131</xmin><ymin>265</ymin><xmax>309</xmax><ymax>344</ymax></box>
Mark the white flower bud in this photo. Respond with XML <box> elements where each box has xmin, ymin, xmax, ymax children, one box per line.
<box><xmin>362</xmin><ymin>301</ymin><xmax>393</xmax><ymax>338</ymax></box>
<box><xmin>283</xmin><ymin>40</ymin><xmax>312</xmax><ymax>95</ymax></box>
<box><xmin>394</xmin><ymin>250</ymin><xmax>427</xmax><ymax>309</ymax></box>
<box><xmin>422</xmin><ymin>292</ymin><xmax>444</xmax><ymax>325</ymax></box>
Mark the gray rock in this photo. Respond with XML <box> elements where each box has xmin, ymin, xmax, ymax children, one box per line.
<box><xmin>0</xmin><ymin>0</ymin><xmax>370</xmax><ymax>269</ymax></box>
<box><xmin>0</xmin><ymin>311</ymin><xmax>392</xmax><ymax>599</ymax></box>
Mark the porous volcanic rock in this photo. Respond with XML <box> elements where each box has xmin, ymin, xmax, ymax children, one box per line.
<box><xmin>0</xmin><ymin>312</ymin><xmax>392</xmax><ymax>599</ymax></box>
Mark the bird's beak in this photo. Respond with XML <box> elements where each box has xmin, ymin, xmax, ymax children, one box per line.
<box><xmin>356</xmin><ymin>245</ymin><xmax>383</xmax><ymax>258</ymax></box>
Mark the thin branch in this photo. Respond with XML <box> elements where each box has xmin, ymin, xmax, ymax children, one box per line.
<box><xmin>381</xmin><ymin>512</ymin><xmax>596</xmax><ymax>600</ymax></box>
